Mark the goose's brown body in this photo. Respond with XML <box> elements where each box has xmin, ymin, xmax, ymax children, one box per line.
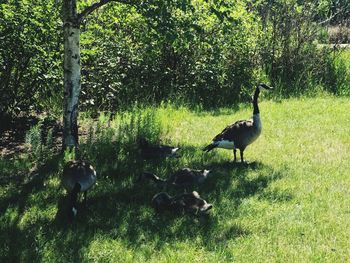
<box><xmin>61</xmin><ymin>160</ymin><xmax>97</xmax><ymax>220</ymax></box>
<box><xmin>139</xmin><ymin>138</ymin><xmax>180</xmax><ymax>159</ymax></box>
<box><xmin>212</xmin><ymin>114</ymin><xmax>262</xmax><ymax>150</ymax></box>
<box><xmin>139</xmin><ymin>168</ymin><xmax>211</xmax><ymax>190</ymax></box>
<box><xmin>167</xmin><ymin>168</ymin><xmax>211</xmax><ymax>188</ymax></box>
<box><xmin>62</xmin><ymin>160</ymin><xmax>97</xmax><ymax>192</ymax></box>
<box><xmin>151</xmin><ymin>191</ymin><xmax>212</xmax><ymax>214</ymax></box>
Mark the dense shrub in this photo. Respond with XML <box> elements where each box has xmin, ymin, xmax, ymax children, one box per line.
<box><xmin>0</xmin><ymin>0</ymin><xmax>349</xmax><ymax>116</ymax></box>
<box><xmin>0</xmin><ymin>0</ymin><xmax>62</xmax><ymax>117</ymax></box>
<box><xmin>79</xmin><ymin>1</ymin><xmax>265</xmax><ymax>109</ymax></box>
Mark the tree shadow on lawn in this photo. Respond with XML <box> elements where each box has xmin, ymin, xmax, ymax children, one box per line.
<box><xmin>0</xmin><ymin>143</ymin><xmax>291</xmax><ymax>261</ymax></box>
<box><xmin>52</xmin><ymin>144</ymin><xmax>289</xmax><ymax>254</ymax></box>
<box><xmin>0</xmin><ymin>153</ymin><xmax>64</xmax><ymax>262</ymax></box>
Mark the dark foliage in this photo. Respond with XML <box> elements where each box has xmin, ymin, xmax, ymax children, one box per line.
<box><xmin>0</xmin><ymin>0</ymin><xmax>348</xmax><ymax>117</ymax></box>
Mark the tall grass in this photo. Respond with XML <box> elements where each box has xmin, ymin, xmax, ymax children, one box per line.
<box><xmin>25</xmin><ymin>122</ymin><xmax>55</xmax><ymax>165</ymax></box>
<box><xmin>332</xmin><ymin>49</ymin><xmax>350</xmax><ymax>95</ymax></box>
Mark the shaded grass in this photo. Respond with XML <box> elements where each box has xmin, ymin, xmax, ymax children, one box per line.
<box><xmin>1</xmin><ymin>96</ymin><xmax>350</xmax><ymax>262</ymax></box>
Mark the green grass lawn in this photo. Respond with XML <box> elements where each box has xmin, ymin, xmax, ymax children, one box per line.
<box><xmin>1</xmin><ymin>96</ymin><xmax>350</xmax><ymax>262</ymax></box>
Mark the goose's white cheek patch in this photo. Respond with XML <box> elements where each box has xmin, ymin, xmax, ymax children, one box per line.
<box><xmin>217</xmin><ymin>140</ymin><xmax>235</xmax><ymax>149</ymax></box>
<box><xmin>171</xmin><ymin>148</ymin><xmax>179</xmax><ymax>154</ymax></box>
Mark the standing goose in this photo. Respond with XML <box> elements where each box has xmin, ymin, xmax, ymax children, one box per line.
<box><xmin>61</xmin><ymin>160</ymin><xmax>97</xmax><ymax>220</ymax></box>
<box><xmin>203</xmin><ymin>83</ymin><xmax>272</xmax><ymax>162</ymax></box>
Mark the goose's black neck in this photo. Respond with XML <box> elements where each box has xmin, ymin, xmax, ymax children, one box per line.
<box><xmin>148</xmin><ymin>173</ymin><xmax>167</xmax><ymax>187</ymax></box>
<box><xmin>156</xmin><ymin>178</ymin><xmax>167</xmax><ymax>187</ymax></box>
<box><xmin>253</xmin><ymin>86</ymin><xmax>260</xmax><ymax>114</ymax></box>
<box><xmin>139</xmin><ymin>138</ymin><xmax>149</xmax><ymax>148</ymax></box>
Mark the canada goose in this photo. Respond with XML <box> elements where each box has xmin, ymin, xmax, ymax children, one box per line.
<box><xmin>167</xmin><ymin>168</ymin><xmax>211</xmax><ymax>189</ymax></box>
<box><xmin>61</xmin><ymin>160</ymin><xmax>97</xmax><ymax>220</ymax></box>
<box><xmin>137</xmin><ymin>172</ymin><xmax>167</xmax><ymax>188</ymax></box>
<box><xmin>138</xmin><ymin>168</ymin><xmax>211</xmax><ymax>190</ymax></box>
<box><xmin>151</xmin><ymin>192</ymin><xmax>178</xmax><ymax>213</ymax></box>
<box><xmin>151</xmin><ymin>191</ymin><xmax>213</xmax><ymax>214</ymax></box>
<box><xmin>139</xmin><ymin>137</ymin><xmax>180</xmax><ymax>159</ymax></box>
<box><xmin>203</xmin><ymin>83</ymin><xmax>272</xmax><ymax>163</ymax></box>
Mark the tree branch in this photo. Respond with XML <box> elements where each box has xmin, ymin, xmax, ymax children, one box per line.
<box><xmin>77</xmin><ymin>0</ymin><xmax>135</xmax><ymax>23</ymax></box>
<box><xmin>318</xmin><ymin>10</ymin><xmax>341</xmax><ymax>26</ymax></box>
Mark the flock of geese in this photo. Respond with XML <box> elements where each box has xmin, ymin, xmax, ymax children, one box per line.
<box><xmin>61</xmin><ymin>83</ymin><xmax>272</xmax><ymax>221</ymax></box>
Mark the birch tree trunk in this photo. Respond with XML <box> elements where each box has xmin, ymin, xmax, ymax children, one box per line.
<box><xmin>62</xmin><ymin>0</ymin><xmax>80</xmax><ymax>149</ymax></box>
<box><xmin>61</xmin><ymin>0</ymin><xmax>133</xmax><ymax>150</ymax></box>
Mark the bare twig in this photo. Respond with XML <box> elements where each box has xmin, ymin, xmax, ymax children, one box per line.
<box><xmin>77</xmin><ymin>0</ymin><xmax>135</xmax><ymax>23</ymax></box>
<box><xmin>318</xmin><ymin>10</ymin><xmax>342</xmax><ymax>26</ymax></box>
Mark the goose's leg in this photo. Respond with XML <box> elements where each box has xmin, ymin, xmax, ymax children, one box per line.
<box><xmin>233</xmin><ymin>149</ymin><xmax>237</xmax><ymax>162</ymax></box>
<box><xmin>83</xmin><ymin>191</ymin><xmax>87</xmax><ymax>207</ymax></box>
<box><xmin>240</xmin><ymin>149</ymin><xmax>245</xmax><ymax>163</ymax></box>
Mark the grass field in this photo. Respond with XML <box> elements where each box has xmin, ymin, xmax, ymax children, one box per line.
<box><xmin>1</xmin><ymin>96</ymin><xmax>350</xmax><ymax>262</ymax></box>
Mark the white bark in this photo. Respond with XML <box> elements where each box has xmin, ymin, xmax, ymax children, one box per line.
<box><xmin>61</xmin><ymin>0</ymin><xmax>126</xmax><ymax>149</ymax></box>
<box><xmin>63</xmin><ymin>23</ymin><xmax>81</xmax><ymax>148</ymax></box>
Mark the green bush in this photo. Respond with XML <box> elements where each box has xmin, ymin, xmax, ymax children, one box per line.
<box><xmin>1</xmin><ymin>0</ymin><xmax>349</xmax><ymax>116</ymax></box>
<box><xmin>0</xmin><ymin>0</ymin><xmax>62</xmax><ymax>117</ymax></box>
